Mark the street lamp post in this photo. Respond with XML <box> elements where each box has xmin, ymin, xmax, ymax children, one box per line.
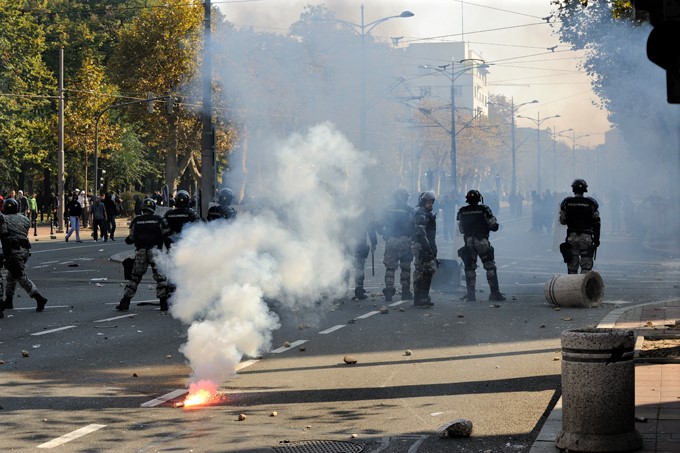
<box><xmin>553</xmin><ymin>128</ymin><xmax>573</xmax><ymax>190</ymax></box>
<box><xmin>517</xmin><ymin>112</ymin><xmax>560</xmax><ymax>193</ymax></box>
<box><xmin>332</xmin><ymin>5</ymin><xmax>413</xmax><ymax>151</ymax></box>
<box><xmin>423</xmin><ymin>59</ymin><xmax>488</xmax><ymax>194</ymax></box>
<box><xmin>569</xmin><ymin>131</ymin><xmax>590</xmax><ymax>179</ymax></box>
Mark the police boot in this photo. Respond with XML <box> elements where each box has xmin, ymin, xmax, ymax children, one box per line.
<box><xmin>32</xmin><ymin>293</ymin><xmax>48</xmax><ymax>312</ymax></box>
<box><xmin>116</xmin><ymin>297</ymin><xmax>131</xmax><ymax>311</ymax></box>
<box><xmin>382</xmin><ymin>287</ymin><xmax>395</xmax><ymax>302</ymax></box>
<box><xmin>462</xmin><ymin>274</ymin><xmax>476</xmax><ymax>302</ymax></box>
<box><xmin>2</xmin><ymin>296</ymin><xmax>13</xmax><ymax>310</ymax></box>
<box><xmin>354</xmin><ymin>286</ymin><xmax>367</xmax><ymax>300</ymax></box>
<box><xmin>159</xmin><ymin>297</ymin><xmax>169</xmax><ymax>312</ymax></box>
<box><xmin>488</xmin><ymin>274</ymin><xmax>506</xmax><ymax>301</ymax></box>
<box><xmin>415</xmin><ymin>274</ymin><xmax>434</xmax><ymax>308</ymax></box>
<box><xmin>401</xmin><ymin>285</ymin><xmax>413</xmax><ymax>300</ymax></box>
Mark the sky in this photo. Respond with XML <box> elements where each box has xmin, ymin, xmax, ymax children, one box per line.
<box><xmin>215</xmin><ymin>0</ymin><xmax>612</xmax><ymax>146</ymax></box>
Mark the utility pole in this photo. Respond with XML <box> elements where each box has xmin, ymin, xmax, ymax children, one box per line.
<box><xmin>57</xmin><ymin>48</ymin><xmax>65</xmax><ymax>233</ymax></box>
<box><xmin>200</xmin><ymin>0</ymin><xmax>214</xmax><ymax>219</ymax></box>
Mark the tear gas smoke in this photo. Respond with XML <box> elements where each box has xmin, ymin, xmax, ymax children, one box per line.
<box><xmin>159</xmin><ymin>123</ymin><xmax>373</xmax><ymax>395</ymax></box>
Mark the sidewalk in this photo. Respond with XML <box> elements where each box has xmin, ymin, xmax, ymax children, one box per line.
<box><xmin>28</xmin><ymin>218</ymin><xmax>130</xmax><ymax>243</ymax></box>
<box><xmin>530</xmin><ymin>300</ymin><xmax>680</xmax><ymax>452</ymax></box>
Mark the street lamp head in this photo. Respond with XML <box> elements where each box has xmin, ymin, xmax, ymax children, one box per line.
<box><xmin>399</xmin><ymin>11</ymin><xmax>415</xmax><ymax>18</ymax></box>
<box><xmin>530</xmin><ymin>100</ymin><xmax>539</xmax><ymax>104</ymax></box>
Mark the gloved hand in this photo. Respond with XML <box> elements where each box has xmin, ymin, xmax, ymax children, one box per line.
<box><xmin>594</xmin><ymin>239</ymin><xmax>600</xmax><ymax>248</ymax></box>
<box><xmin>125</xmin><ymin>236</ymin><xmax>134</xmax><ymax>245</ymax></box>
<box><xmin>422</xmin><ymin>249</ymin><xmax>435</xmax><ymax>262</ymax></box>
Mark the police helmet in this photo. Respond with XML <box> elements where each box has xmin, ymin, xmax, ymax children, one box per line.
<box><xmin>175</xmin><ymin>190</ymin><xmax>191</xmax><ymax>208</ymax></box>
<box><xmin>218</xmin><ymin>188</ymin><xmax>234</xmax><ymax>205</ymax></box>
<box><xmin>3</xmin><ymin>198</ymin><xmax>18</xmax><ymax>214</ymax></box>
<box><xmin>393</xmin><ymin>188</ymin><xmax>409</xmax><ymax>203</ymax></box>
<box><xmin>465</xmin><ymin>189</ymin><xmax>482</xmax><ymax>204</ymax></box>
<box><xmin>417</xmin><ymin>191</ymin><xmax>436</xmax><ymax>207</ymax></box>
<box><xmin>571</xmin><ymin>179</ymin><xmax>588</xmax><ymax>194</ymax></box>
<box><xmin>141</xmin><ymin>197</ymin><xmax>156</xmax><ymax>213</ymax></box>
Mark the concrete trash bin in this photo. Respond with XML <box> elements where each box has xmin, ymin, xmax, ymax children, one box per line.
<box><xmin>544</xmin><ymin>271</ymin><xmax>604</xmax><ymax>308</ymax></box>
<box><xmin>556</xmin><ymin>328</ymin><xmax>642</xmax><ymax>452</ymax></box>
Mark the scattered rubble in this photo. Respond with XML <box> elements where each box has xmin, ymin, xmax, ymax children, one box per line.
<box><xmin>380</xmin><ymin>306</ymin><xmax>389</xmax><ymax>314</ymax></box>
<box><xmin>238</xmin><ymin>413</ymin><xmax>247</xmax><ymax>421</ymax></box>
<box><xmin>21</xmin><ymin>350</ymin><xmax>29</xmax><ymax>358</ymax></box>
<box><xmin>404</xmin><ymin>350</ymin><xmax>412</xmax><ymax>356</ymax></box>
<box><xmin>437</xmin><ymin>418</ymin><xmax>473</xmax><ymax>438</ymax></box>
<box><xmin>343</xmin><ymin>356</ymin><xmax>358</xmax><ymax>364</ymax></box>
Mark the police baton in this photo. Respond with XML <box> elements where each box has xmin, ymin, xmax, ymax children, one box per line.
<box><xmin>371</xmin><ymin>249</ymin><xmax>375</xmax><ymax>276</ymax></box>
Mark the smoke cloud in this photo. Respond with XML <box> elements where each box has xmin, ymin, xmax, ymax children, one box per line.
<box><xmin>159</xmin><ymin>122</ymin><xmax>372</xmax><ymax>388</ymax></box>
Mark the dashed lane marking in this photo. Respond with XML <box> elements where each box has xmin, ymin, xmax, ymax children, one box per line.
<box><xmin>31</xmin><ymin>326</ymin><xmax>77</xmax><ymax>336</ymax></box>
<box><xmin>94</xmin><ymin>314</ymin><xmax>137</xmax><ymax>323</ymax></box>
<box><xmin>388</xmin><ymin>300</ymin><xmax>407</xmax><ymax>307</ymax></box>
<box><xmin>36</xmin><ymin>424</ymin><xmax>106</xmax><ymax>449</ymax></box>
<box><xmin>356</xmin><ymin>311</ymin><xmax>379</xmax><ymax>319</ymax></box>
<box><xmin>319</xmin><ymin>325</ymin><xmax>345</xmax><ymax>334</ymax></box>
<box><xmin>271</xmin><ymin>339</ymin><xmax>307</xmax><ymax>353</ymax></box>
<box><xmin>140</xmin><ymin>389</ymin><xmax>188</xmax><ymax>408</ymax></box>
<box><xmin>236</xmin><ymin>359</ymin><xmax>260</xmax><ymax>371</ymax></box>
<box><xmin>12</xmin><ymin>305</ymin><xmax>70</xmax><ymax>311</ymax></box>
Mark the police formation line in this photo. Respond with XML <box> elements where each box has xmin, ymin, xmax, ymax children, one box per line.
<box><xmin>0</xmin><ymin>188</ymin><xmax>236</xmax><ymax>319</ymax></box>
<box><xmin>351</xmin><ymin>178</ymin><xmax>600</xmax><ymax>309</ymax></box>
<box><xmin>0</xmin><ymin>180</ymin><xmax>599</xmax><ymax>318</ymax></box>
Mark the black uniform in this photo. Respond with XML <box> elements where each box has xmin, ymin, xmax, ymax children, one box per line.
<box><xmin>349</xmin><ymin>219</ymin><xmax>378</xmax><ymax>300</ymax></box>
<box><xmin>117</xmin><ymin>212</ymin><xmax>171</xmax><ymax>311</ymax></box>
<box><xmin>164</xmin><ymin>207</ymin><xmax>200</xmax><ymax>247</ymax></box>
<box><xmin>412</xmin><ymin>194</ymin><xmax>437</xmax><ymax>307</ymax></box>
<box><xmin>206</xmin><ymin>204</ymin><xmax>236</xmax><ymax>222</ymax></box>
<box><xmin>559</xmin><ymin>194</ymin><xmax>600</xmax><ymax>274</ymax></box>
<box><xmin>457</xmin><ymin>200</ymin><xmax>504</xmax><ymax>301</ymax></box>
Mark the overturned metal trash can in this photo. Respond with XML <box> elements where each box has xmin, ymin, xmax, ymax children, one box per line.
<box><xmin>544</xmin><ymin>272</ymin><xmax>604</xmax><ymax>308</ymax></box>
<box><xmin>556</xmin><ymin>328</ymin><xmax>642</xmax><ymax>452</ymax></box>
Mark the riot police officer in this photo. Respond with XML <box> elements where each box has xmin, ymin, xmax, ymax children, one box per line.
<box><xmin>117</xmin><ymin>198</ymin><xmax>171</xmax><ymax>311</ymax></box>
<box><xmin>164</xmin><ymin>190</ymin><xmax>200</xmax><ymax>248</ymax></box>
<box><xmin>457</xmin><ymin>189</ymin><xmax>505</xmax><ymax>302</ymax></box>
<box><xmin>0</xmin><ymin>198</ymin><xmax>48</xmax><ymax>312</ymax></box>
<box><xmin>412</xmin><ymin>191</ymin><xmax>437</xmax><ymax>308</ymax></box>
<box><xmin>350</xmin><ymin>218</ymin><xmax>379</xmax><ymax>300</ymax></box>
<box><xmin>207</xmin><ymin>188</ymin><xmax>237</xmax><ymax>221</ymax></box>
<box><xmin>559</xmin><ymin>179</ymin><xmax>600</xmax><ymax>274</ymax></box>
<box><xmin>380</xmin><ymin>188</ymin><xmax>414</xmax><ymax>301</ymax></box>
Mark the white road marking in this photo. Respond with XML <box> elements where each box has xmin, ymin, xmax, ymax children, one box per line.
<box><xmin>93</xmin><ymin>314</ymin><xmax>137</xmax><ymax>323</ymax></box>
<box><xmin>51</xmin><ymin>269</ymin><xmax>98</xmax><ymax>274</ymax></box>
<box><xmin>236</xmin><ymin>359</ymin><xmax>260</xmax><ymax>371</ymax></box>
<box><xmin>13</xmin><ymin>305</ymin><xmax>69</xmax><ymax>311</ymax></box>
<box><xmin>319</xmin><ymin>325</ymin><xmax>345</xmax><ymax>334</ymax></box>
<box><xmin>388</xmin><ymin>300</ymin><xmax>407</xmax><ymax>307</ymax></box>
<box><xmin>31</xmin><ymin>326</ymin><xmax>76</xmax><ymax>336</ymax></box>
<box><xmin>36</xmin><ymin>424</ymin><xmax>106</xmax><ymax>449</ymax></box>
<box><xmin>271</xmin><ymin>339</ymin><xmax>307</xmax><ymax>353</ymax></box>
<box><xmin>356</xmin><ymin>311</ymin><xmax>379</xmax><ymax>319</ymax></box>
<box><xmin>140</xmin><ymin>389</ymin><xmax>188</xmax><ymax>408</ymax></box>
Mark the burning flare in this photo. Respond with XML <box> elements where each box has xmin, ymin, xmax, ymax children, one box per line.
<box><xmin>183</xmin><ymin>379</ymin><xmax>218</xmax><ymax>408</ymax></box>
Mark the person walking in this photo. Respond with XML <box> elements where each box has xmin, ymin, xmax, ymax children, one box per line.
<box><xmin>90</xmin><ymin>196</ymin><xmax>108</xmax><ymax>242</ymax></box>
<box><xmin>28</xmin><ymin>193</ymin><xmax>38</xmax><ymax>229</ymax></box>
<box><xmin>0</xmin><ymin>198</ymin><xmax>48</xmax><ymax>312</ymax></box>
<box><xmin>411</xmin><ymin>191</ymin><xmax>437</xmax><ymax>308</ymax></box>
<box><xmin>457</xmin><ymin>189</ymin><xmax>506</xmax><ymax>302</ymax></box>
<box><xmin>559</xmin><ymin>179</ymin><xmax>601</xmax><ymax>274</ymax></box>
<box><xmin>117</xmin><ymin>198</ymin><xmax>171</xmax><ymax>311</ymax></box>
<box><xmin>103</xmin><ymin>192</ymin><xmax>118</xmax><ymax>241</ymax></box>
<box><xmin>380</xmin><ymin>188</ymin><xmax>414</xmax><ymax>301</ymax></box>
<box><xmin>349</xmin><ymin>218</ymin><xmax>378</xmax><ymax>301</ymax></box>
<box><xmin>64</xmin><ymin>194</ymin><xmax>83</xmax><ymax>242</ymax></box>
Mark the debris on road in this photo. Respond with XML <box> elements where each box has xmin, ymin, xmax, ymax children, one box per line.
<box><xmin>405</xmin><ymin>350</ymin><xmax>412</xmax><ymax>356</ymax></box>
<box><xmin>380</xmin><ymin>306</ymin><xmax>389</xmax><ymax>314</ymax></box>
<box><xmin>437</xmin><ymin>418</ymin><xmax>473</xmax><ymax>438</ymax></box>
<box><xmin>343</xmin><ymin>355</ymin><xmax>358</xmax><ymax>364</ymax></box>
<box><xmin>238</xmin><ymin>413</ymin><xmax>247</xmax><ymax>421</ymax></box>
<box><xmin>21</xmin><ymin>350</ymin><xmax>29</xmax><ymax>358</ymax></box>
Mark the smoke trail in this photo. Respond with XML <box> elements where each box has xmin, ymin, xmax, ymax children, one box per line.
<box><xmin>159</xmin><ymin>122</ymin><xmax>373</xmax><ymax>389</ymax></box>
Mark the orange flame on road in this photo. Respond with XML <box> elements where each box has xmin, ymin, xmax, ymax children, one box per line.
<box><xmin>182</xmin><ymin>379</ymin><xmax>218</xmax><ymax>408</ymax></box>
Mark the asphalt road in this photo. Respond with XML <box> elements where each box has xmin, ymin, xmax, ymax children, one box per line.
<box><xmin>1</xmin><ymin>213</ymin><xmax>678</xmax><ymax>452</ymax></box>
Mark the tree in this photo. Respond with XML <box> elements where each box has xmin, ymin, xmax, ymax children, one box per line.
<box><xmin>0</xmin><ymin>1</ymin><xmax>55</xmax><ymax>188</ymax></box>
<box><xmin>108</xmin><ymin>0</ymin><xmax>210</xmax><ymax>194</ymax></box>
